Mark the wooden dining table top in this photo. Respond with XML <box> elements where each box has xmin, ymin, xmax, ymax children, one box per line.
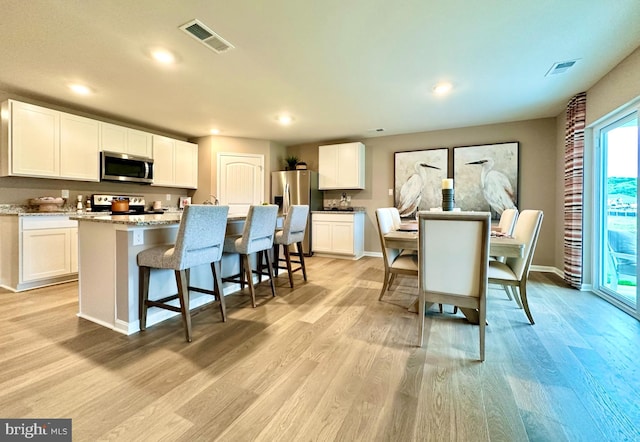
<box><xmin>384</xmin><ymin>228</ymin><xmax>525</xmax><ymax>258</ymax></box>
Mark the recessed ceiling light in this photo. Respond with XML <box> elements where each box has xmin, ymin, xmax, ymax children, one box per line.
<box><xmin>277</xmin><ymin>115</ymin><xmax>293</xmax><ymax>125</ymax></box>
<box><xmin>69</xmin><ymin>84</ymin><xmax>92</xmax><ymax>95</ymax></box>
<box><xmin>433</xmin><ymin>82</ymin><xmax>453</xmax><ymax>95</ymax></box>
<box><xmin>210</xmin><ymin>128</ymin><xmax>220</xmax><ymax>135</ymax></box>
<box><xmin>151</xmin><ymin>49</ymin><xmax>175</xmax><ymax>64</ymax></box>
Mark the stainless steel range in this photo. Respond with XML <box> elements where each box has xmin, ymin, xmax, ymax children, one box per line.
<box><xmin>91</xmin><ymin>194</ymin><xmax>150</xmax><ymax>214</ymax></box>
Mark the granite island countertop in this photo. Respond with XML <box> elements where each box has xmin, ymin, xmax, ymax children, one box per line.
<box><xmin>69</xmin><ymin>212</ymin><xmax>249</xmax><ymax>226</ymax></box>
<box><xmin>311</xmin><ymin>207</ymin><xmax>367</xmax><ymax>214</ymax></box>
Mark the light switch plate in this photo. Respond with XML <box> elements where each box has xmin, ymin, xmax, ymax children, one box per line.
<box><xmin>388</xmin><ymin>188</ymin><xmax>393</xmax><ymax>196</ymax></box>
<box><xmin>61</xmin><ymin>189</ymin><xmax>69</xmax><ymax>198</ymax></box>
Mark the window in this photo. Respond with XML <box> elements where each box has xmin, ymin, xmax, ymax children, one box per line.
<box><xmin>593</xmin><ymin>105</ymin><xmax>639</xmax><ymax>318</ymax></box>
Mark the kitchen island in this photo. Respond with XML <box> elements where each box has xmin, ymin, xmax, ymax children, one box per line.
<box><xmin>71</xmin><ymin>212</ymin><xmax>252</xmax><ymax>335</ymax></box>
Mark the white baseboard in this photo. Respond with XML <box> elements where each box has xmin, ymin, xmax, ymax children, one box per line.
<box><xmin>364</xmin><ymin>251</ymin><xmax>383</xmax><ymax>258</ymax></box>
<box><xmin>530</xmin><ymin>265</ymin><xmax>563</xmax><ymax>278</ymax></box>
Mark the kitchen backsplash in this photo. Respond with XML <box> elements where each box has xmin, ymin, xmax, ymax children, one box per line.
<box><xmin>0</xmin><ymin>176</ymin><xmax>190</xmax><ymax>210</ymax></box>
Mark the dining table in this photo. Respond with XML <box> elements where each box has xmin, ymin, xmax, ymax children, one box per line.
<box><xmin>384</xmin><ymin>222</ymin><xmax>525</xmax><ymax>258</ymax></box>
<box><xmin>384</xmin><ymin>221</ymin><xmax>525</xmax><ymax>322</ymax></box>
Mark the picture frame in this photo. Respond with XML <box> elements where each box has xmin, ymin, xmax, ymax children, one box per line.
<box><xmin>453</xmin><ymin>142</ymin><xmax>519</xmax><ymax>219</ymax></box>
<box><xmin>394</xmin><ymin>148</ymin><xmax>448</xmax><ymax>218</ymax></box>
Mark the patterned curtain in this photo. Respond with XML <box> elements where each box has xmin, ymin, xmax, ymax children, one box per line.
<box><xmin>564</xmin><ymin>92</ymin><xmax>587</xmax><ymax>288</ymax></box>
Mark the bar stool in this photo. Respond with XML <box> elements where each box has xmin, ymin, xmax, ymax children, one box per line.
<box><xmin>137</xmin><ymin>204</ymin><xmax>229</xmax><ymax>342</ymax></box>
<box><xmin>223</xmin><ymin>204</ymin><xmax>279</xmax><ymax>307</ymax></box>
<box><xmin>273</xmin><ymin>205</ymin><xmax>309</xmax><ymax>288</ymax></box>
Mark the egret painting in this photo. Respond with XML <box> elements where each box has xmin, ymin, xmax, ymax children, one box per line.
<box><xmin>394</xmin><ymin>148</ymin><xmax>448</xmax><ymax>218</ymax></box>
<box><xmin>453</xmin><ymin>142</ymin><xmax>519</xmax><ymax>219</ymax></box>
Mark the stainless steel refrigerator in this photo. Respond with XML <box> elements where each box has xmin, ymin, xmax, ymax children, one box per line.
<box><xmin>271</xmin><ymin>170</ymin><xmax>322</xmax><ymax>255</ymax></box>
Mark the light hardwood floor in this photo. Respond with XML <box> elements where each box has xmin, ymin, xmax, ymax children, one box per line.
<box><xmin>1</xmin><ymin>256</ymin><xmax>639</xmax><ymax>441</ymax></box>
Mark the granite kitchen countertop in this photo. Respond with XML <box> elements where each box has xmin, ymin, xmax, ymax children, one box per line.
<box><xmin>0</xmin><ymin>204</ymin><xmax>79</xmax><ymax>216</ymax></box>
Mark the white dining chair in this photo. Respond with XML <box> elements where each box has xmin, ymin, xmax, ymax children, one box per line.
<box><xmin>488</xmin><ymin>210</ymin><xmax>544</xmax><ymax>325</ymax></box>
<box><xmin>375</xmin><ymin>208</ymin><xmax>419</xmax><ymax>301</ymax></box>
<box><xmin>490</xmin><ymin>208</ymin><xmax>519</xmax><ymax>301</ymax></box>
<box><xmin>417</xmin><ymin>211</ymin><xmax>491</xmax><ymax>361</ymax></box>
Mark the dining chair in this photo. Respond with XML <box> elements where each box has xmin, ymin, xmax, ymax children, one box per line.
<box><xmin>375</xmin><ymin>208</ymin><xmax>419</xmax><ymax>301</ymax></box>
<box><xmin>497</xmin><ymin>208</ymin><xmax>518</xmax><ymax>236</ymax></box>
<box><xmin>390</xmin><ymin>206</ymin><xmax>402</xmax><ymax>230</ymax></box>
<box><xmin>417</xmin><ymin>211</ymin><xmax>491</xmax><ymax>361</ymax></box>
<box><xmin>223</xmin><ymin>204</ymin><xmax>279</xmax><ymax>307</ymax></box>
<box><xmin>487</xmin><ymin>209</ymin><xmax>544</xmax><ymax>324</ymax></box>
<box><xmin>137</xmin><ymin>204</ymin><xmax>229</xmax><ymax>342</ymax></box>
<box><xmin>490</xmin><ymin>208</ymin><xmax>519</xmax><ymax>302</ymax></box>
<box><xmin>273</xmin><ymin>205</ymin><xmax>310</xmax><ymax>288</ymax></box>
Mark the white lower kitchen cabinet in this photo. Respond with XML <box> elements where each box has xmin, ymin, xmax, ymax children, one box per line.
<box><xmin>311</xmin><ymin>212</ymin><xmax>364</xmax><ymax>259</ymax></box>
<box><xmin>0</xmin><ymin>215</ymin><xmax>78</xmax><ymax>291</ymax></box>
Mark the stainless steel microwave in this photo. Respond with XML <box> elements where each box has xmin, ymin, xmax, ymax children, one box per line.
<box><xmin>101</xmin><ymin>151</ymin><xmax>154</xmax><ymax>184</ymax></box>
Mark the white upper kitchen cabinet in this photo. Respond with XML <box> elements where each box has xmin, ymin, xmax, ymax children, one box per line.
<box><xmin>174</xmin><ymin>140</ymin><xmax>198</xmax><ymax>188</ymax></box>
<box><xmin>152</xmin><ymin>135</ymin><xmax>174</xmax><ymax>186</ymax></box>
<box><xmin>60</xmin><ymin>112</ymin><xmax>100</xmax><ymax>181</ymax></box>
<box><xmin>152</xmin><ymin>135</ymin><xmax>198</xmax><ymax>189</ymax></box>
<box><xmin>127</xmin><ymin>128</ymin><xmax>153</xmax><ymax>157</ymax></box>
<box><xmin>99</xmin><ymin>122</ymin><xmax>152</xmax><ymax>158</ymax></box>
<box><xmin>318</xmin><ymin>142</ymin><xmax>365</xmax><ymax>190</ymax></box>
<box><xmin>0</xmin><ymin>100</ymin><xmax>99</xmax><ymax>181</ymax></box>
<box><xmin>2</xmin><ymin>100</ymin><xmax>60</xmax><ymax>178</ymax></box>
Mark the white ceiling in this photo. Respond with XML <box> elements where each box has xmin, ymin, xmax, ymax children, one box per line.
<box><xmin>1</xmin><ymin>1</ymin><xmax>639</xmax><ymax>146</ymax></box>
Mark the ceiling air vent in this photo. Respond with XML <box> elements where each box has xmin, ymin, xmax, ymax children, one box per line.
<box><xmin>179</xmin><ymin>19</ymin><xmax>235</xmax><ymax>54</ymax></box>
<box><xmin>545</xmin><ymin>59</ymin><xmax>578</xmax><ymax>77</ymax></box>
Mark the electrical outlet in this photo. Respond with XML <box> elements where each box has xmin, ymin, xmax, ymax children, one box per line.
<box><xmin>61</xmin><ymin>189</ymin><xmax>69</xmax><ymax>198</ymax></box>
<box><xmin>388</xmin><ymin>188</ymin><xmax>393</xmax><ymax>196</ymax></box>
<box><xmin>346</xmin><ymin>195</ymin><xmax>351</xmax><ymax>202</ymax></box>
<box><xmin>132</xmin><ymin>230</ymin><xmax>144</xmax><ymax>246</ymax></box>
<box><xmin>166</xmin><ymin>194</ymin><xmax>171</xmax><ymax>201</ymax></box>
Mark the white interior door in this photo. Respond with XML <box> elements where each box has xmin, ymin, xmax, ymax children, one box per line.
<box><xmin>217</xmin><ymin>153</ymin><xmax>264</xmax><ymax>214</ymax></box>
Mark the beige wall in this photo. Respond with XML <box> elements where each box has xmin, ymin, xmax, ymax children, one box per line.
<box><xmin>193</xmin><ymin>135</ymin><xmax>286</xmax><ymax>205</ymax></box>
<box><xmin>289</xmin><ymin>118</ymin><xmax>558</xmax><ymax>267</ymax></box>
<box><xmin>586</xmin><ymin>47</ymin><xmax>640</xmax><ymax>127</ymax></box>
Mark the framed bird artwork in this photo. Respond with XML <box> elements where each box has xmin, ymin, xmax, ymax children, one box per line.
<box><xmin>453</xmin><ymin>142</ymin><xmax>519</xmax><ymax>220</ymax></box>
<box><xmin>394</xmin><ymin>148</ymin><xmax>448</xmax><ymax>218</ymax></box>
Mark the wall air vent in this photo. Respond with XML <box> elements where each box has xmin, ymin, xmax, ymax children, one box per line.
<box><xmin>179</xmin><ymin>19</ymin><xmax>235</xmax><ymax>54</ymax></box>
<box><xmin>545</xmin><ymin>59</ymin><xmax>578</xmax><ymax>77</ymax></box>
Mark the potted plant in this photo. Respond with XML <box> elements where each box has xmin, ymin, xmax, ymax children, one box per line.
<box><xmin>285</xmin><ymin>155</ymin><xmax>299</xmax><ymax>170</ymax></box>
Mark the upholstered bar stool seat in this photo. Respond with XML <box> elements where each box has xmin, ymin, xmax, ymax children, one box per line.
<box><xmin>137</xmin><ymin>205</ymin><xmax>229</xmax><ymax>342</ymax></box>
<box><xmin>223</xmin><ymin>205</ymin><xmax>279</xmax><ymax>307</ymax></box>
<box><xmin>273</xmin><ymin>205</ymin><xmax>309</xmax><ymax>288</ymax></box>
